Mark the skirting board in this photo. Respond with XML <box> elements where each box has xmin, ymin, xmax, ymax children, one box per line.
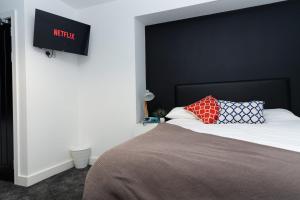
<box><xmin>15</xmin><ymin>160</ymin><xmax>74</xmax><ymax>187</ymax></box>
<box><xmin>15</xmin><ymin>156</ymin><xmax>98</xmax><ymax>187</ymax></box>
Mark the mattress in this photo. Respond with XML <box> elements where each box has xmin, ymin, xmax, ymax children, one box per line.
<box><xmin>83</xmin><ymin>122</ymin><xmax>300</xmax><ymax>200</ymax></box>
<box><xmin>167</xmin><ymin>117</ymin><xmax>300</xmax><ymax>153</ymax></box>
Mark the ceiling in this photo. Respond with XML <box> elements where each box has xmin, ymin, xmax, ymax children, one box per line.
<box><xmin>137</xmin><ymin>0</ymin><xmax>286</xmax><ymax>25</ymax></box>
<box><xmin>60</xmin><ymin>0</ymin><xmax>117</xmax><ymax>9</ymax></box>
<box><xmin>60</xmin><ymin>0</ymin><xmax>286</xmax><ymax>20</ymax></box>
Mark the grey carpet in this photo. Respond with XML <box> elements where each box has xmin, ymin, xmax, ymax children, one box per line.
<box><xmin>0</xmin><ymin>167</ymin><xmax>89</xmax><ymax>200</ymax></box>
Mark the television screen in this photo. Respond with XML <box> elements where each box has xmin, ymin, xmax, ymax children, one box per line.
<box><xmin>33</xmin><ymin>9</ymin><xmax>91</xmax><ymax>56</ymax></box>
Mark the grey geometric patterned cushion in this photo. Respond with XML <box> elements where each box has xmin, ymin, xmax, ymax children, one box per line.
<box><xmin>218</xmin><ymin>100</ymin><xmax>265</xmax><ymax>124</ymax></box>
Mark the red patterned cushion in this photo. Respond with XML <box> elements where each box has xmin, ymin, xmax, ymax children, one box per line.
<box><xmin>184</xmin><ymin>96</ymin><xmax>220</xmax><ymax>124</ymax></box>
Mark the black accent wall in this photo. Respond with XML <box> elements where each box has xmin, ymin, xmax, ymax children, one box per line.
<box><xmin>146</xmin><ymin>1</ymin><xmax>300</xmax><ymax>116</ymax></box>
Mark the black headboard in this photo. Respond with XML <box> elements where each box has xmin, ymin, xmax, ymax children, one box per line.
<box><xmin>175</xmin><ymin>79</ymin><xmax>291</xmax><ymax>109</ymax></box>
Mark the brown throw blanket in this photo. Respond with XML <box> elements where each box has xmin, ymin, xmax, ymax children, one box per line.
<box><xmin>83</xmin><ymin>124</ymin><xmax>300</xmax><ymax>200</ymax></box>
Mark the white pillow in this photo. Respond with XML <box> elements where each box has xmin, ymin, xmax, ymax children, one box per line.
<box><xmin>264</xmin><ymin>109</ymin><xmax>299</xmax><ymax>122</ymax></box>
<box><xmin>166</xmin><ymin>107</ymin><xmax>197</xmax><ymax>119</ymax></box>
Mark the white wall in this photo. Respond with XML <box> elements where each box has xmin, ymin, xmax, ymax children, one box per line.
<box><xmin>134</xmin><ymin>19</ymin><xmax>146</xmax><ymax>123</ymax></box>
<box><xmin>23</xmin><ymin>0</ymin><xmax>79</xmax><ymax>178</ymax></box>
<box><xmin>77</xmin><ymin>2</ymin><xmax>137</xmax><ymax>158</ymax></box>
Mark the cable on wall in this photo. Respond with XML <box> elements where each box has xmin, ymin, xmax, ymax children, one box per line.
<box><xmin>45</xmin><ymin>49</ymin><xmax>56</xmax><ymax>58</ymax></box>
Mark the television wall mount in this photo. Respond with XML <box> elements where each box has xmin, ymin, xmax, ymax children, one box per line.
<box><xmin>44</xmin><ymin>49</ymin><xmax>56</xmax><ymax>58</ymax></box>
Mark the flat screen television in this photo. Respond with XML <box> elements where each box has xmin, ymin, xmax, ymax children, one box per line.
<box><xmin>33</xmin><ymin>9</ymin><xmax>91</xmax><ymax>56</ymax></box>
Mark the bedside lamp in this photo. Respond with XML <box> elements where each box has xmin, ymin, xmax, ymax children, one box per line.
<box><xmin>144</xmin><ymin>90</ymin><xmax>155</xmax><ymax>118</ymax></box>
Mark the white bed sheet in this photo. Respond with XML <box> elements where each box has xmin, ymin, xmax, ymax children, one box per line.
<box><xmin>167</xmin><ymin>117</ymin><xmax>300</xmax><ymax>153</ymax></box>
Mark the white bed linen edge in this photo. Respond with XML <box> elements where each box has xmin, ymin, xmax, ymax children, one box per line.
<box><xmin>167</xmin><ymin>117</ymin><xmax>300</xmax><ymax>153</ymax></box>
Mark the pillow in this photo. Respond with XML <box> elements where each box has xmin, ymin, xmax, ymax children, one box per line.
<box><xmin>166</xmin><ymin>107</ymin><xmax>197</xmax><ymax>120</ymax></box>
<box><xmin>218</xmin><ymin>100</ymin><xmax>265</xmax><ymax>124</ymax></box>
<box><xmin>264</xmin><ymin>109</ymin><xmax>299</xmax><ymax>122</ymax></box>
<box><xmin>184</xmin><ymin>96</ymin><xmax>220</xmax><ymax>124</ymax></box>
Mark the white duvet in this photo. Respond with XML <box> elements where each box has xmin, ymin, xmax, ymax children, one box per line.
<box><xmin>167</xmin><ymin>109</ymin><xmax>300</xmax><ymax>153</ymax></box>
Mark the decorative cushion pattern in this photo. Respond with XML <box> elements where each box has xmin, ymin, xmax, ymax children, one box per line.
<box><xmin>218</xmin><ymin>100</ymin><xmax>265</xmax><ymax>124</ymax></box>
<box><xmin>184</xmin><ymin>96</ymin><xmax>220</xmax><ymax>124</ymax></box>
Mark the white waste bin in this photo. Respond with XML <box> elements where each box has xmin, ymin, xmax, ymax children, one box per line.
<box><xmin>70</xmin><ymin>147</ymin><xmax>91</xmax><ymax>169</ymax></box>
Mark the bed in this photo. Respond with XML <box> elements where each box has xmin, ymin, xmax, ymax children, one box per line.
<box><xmin>83</xmin><ymin>79</ymin><xmax>300</xmax><ymax>200</ymax></box>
